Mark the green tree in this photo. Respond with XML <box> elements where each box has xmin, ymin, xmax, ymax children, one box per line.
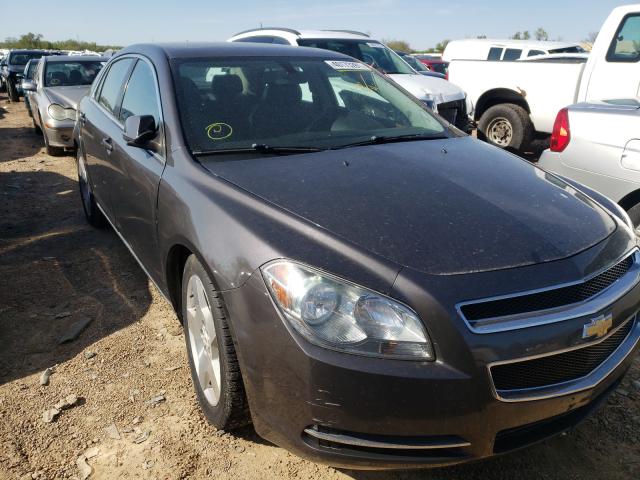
<box><xmin>535</xmin><ymin>28</ymin><xmax>549</xmax><ymax>41</ymax></box>
<box><xmin>1</xmin><ymin>33</ymin><xmax>120</xmax><ymax>51</ymax></box>
<box><xmin>523</xmin><ymin>31</ymin><xmax>531</xmax><ymax>40</ymax></box>
<box><xmin>383</xmin><ymin>39</ymin><xmax>412</xmax><ymax>53</ymax></box>
<box><xmin>511</xmin><ymin>32</ymin><xmax>522</xmax><ymax>40</ymax></box>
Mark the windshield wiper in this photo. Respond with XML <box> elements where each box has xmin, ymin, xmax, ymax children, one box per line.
<box><xmin>193</xmin><ymin>143</ymin><xmax>326</xmax><ymax>156</ymax></box>
<box><xmin>331</xmin><ymin>133</ymin><xmax>449</xmax><ymax>150</ymax></box>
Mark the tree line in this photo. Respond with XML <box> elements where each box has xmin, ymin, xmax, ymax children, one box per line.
<box><xmin>0</xmin><ymin>32</ymin><xmax>121</xmax><ymax>52</ymax></box>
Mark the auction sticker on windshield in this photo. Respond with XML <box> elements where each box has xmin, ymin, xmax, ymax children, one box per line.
<box><xmin>325</xmin><ymin>60</ymin><xmax>370</xmax><ymax>71</ymax></box>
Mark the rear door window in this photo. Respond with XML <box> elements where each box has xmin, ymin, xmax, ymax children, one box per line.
<box><xmin>503</xmin><ymin>48</ymin><xmax>523</xmax><ymax>61</ymax></box>
<box><xmin>528</xmin><ymin>50</ymin><xmax>545</xmax><ymax>57</ymax></box>
<box><xmin>97</xmin><ymin>58</ymin><xmax>134</xmax><ymax>118</ymax></box>
<box><xmin>487</xmin><ymin>47</ymin><xmax>503</xmax><ymax>60</ymax></box>
<box><xmin>608</xmin><ymin>14</ymin><xmax>640</xmax><ymax>62</ymax></box>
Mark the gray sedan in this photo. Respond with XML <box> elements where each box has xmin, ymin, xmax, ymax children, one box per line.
<box><xmin>539</xmin><ymin>99</ymin><xmax>640</xmax><ymax>233</ymax></box>
<box><xmin>24</xmin><ymin>55</ymin><xmax>106</xmax><ymax>155</ymax></box>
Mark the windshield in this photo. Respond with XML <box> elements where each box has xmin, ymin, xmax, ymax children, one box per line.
<box><xmin>9</xmin><ymin>52</ymin><xmax>44</xmax><ymax>66</ymax></box>
<box><xmin>549</xmin><ymin>46</ymin><xmax>586</xmax><ymax>54</ymax></box>
<box><xmin>44</xmin><ymin>60</ymin><xmax>104</xmax><ymax>87</ymax></box>
<box><xmin>296</xmin><ymin>39</ymin><xmax>415</xmax><ymax>75</ymax></box>
<box><xmin>172</xmin><ymin>57</ymin><xmax>447</xmax><ymax>154</ymax></box>
<box><xmin>400</xmin><ymin>55</ymin><xmax>428</xmax><ymax>72</ymax></box>
<box><xmin>25</xmin><ymin>61</ymin><xmax>38</xmax><ymax>79</ymax></box>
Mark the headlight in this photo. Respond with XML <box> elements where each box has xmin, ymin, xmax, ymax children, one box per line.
<box><xmin>48</xmin><ymin>104</ymin><xmax>76</xmax><ymax>121</ymax></box>
<box><xmin>262</xmin><ymin>261</ymin><xmax>434</xmax><ymax>360</ymax></box>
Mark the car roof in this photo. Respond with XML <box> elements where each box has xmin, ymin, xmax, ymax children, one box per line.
<box><xmin>42</xmin><ymin>55</ymin><xmax>108</xmax><ymax>62</ymax></box>
<box><xmin>117</xmin><ymin>42</ymin><xmax>354</xmax><ymax>60</ymax></box>
<box><xmin>445</xmin><ymin>39</ymin><xmax>582</xmax><ymax>50</ymax></box>
<box><xmin>231</xmin><ymin>28</ymin><xmax>373</xmax><ymax>41</ymax></box>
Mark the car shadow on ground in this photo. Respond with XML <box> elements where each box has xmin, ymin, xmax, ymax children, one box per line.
<box><xmin>0</xmin><ymin>168</ymin><xmax>153</xmax><ymax>386</ymax></box>
<box><xmin>0</xmin><ymin>126</ymin><xmax>47</xmax><ymax>163</ymax></box>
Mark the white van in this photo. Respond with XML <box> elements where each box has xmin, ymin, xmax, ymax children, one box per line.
<box><xmin>442</xmin><ymin>39</ymin><xmax>585</xmax><ymax>62</ymax></box>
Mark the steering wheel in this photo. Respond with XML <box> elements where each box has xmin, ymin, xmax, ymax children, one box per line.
<box><xmin>362</xmin><ymin>53</ymin><xmax>379</xmax><ymax>69</ymax></box>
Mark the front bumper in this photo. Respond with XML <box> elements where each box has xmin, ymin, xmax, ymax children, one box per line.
<box><xmin>222</xmin><ymin>245</ymin><xmax>640</xmax><ymax>469</ymax></box>
<box><xmin>43</xmin><ymin>120</ymin><xmax>75</xmax><ymax>148</ymax></box>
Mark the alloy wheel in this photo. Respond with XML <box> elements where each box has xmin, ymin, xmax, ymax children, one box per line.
<box><xmin>186</xmin><ymin>274</ymin><xmax>222</xmax><ymax>407</ymax></box>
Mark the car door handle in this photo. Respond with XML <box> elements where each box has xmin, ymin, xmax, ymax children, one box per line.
<box><xmin>101</xmin><ymin>137</ymin><xmax>113</xmax><ymax>153</ymax></box>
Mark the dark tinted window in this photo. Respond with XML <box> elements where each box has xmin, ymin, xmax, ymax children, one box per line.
<box><xmin>44</xmin><ymin>61</ymin><xmax>104</xmax><ymax>87</ymax></box>
<box><xmin>487</xmin><ymin>47</ymin><xmax>503</xmax><ymax>60</ymax></box>
<box><xmin>235</xmin><ymin>36</ymin><xmax>276</xmax><ymax>44</ymax></box>
<box><xmin>98</xmin><ymin>58</ymin><xmax>134</xmax><ymax>116</ymax></box>
<box><xmin>549</xmin><ymin>46</ymin><xmax>585</xmax><ymax>54</ymax></box>
<box><xmin>119</xmin><ymin>60</ymin><xmax>160</xmax><ymax>125</ymax></box>
<box><xmin>607</xmin><ymin>14</ymin><xmax>640</xmax><ymax>62</ymax></box>
<box><xmin>503</xmin><ymin>48</ymin><xmax>522</xmax><ymax>61</ymax></box>
<box><xmin>528</xmin><ymin>49</ymin><xmax>545</xmax><ymax>57</ymax></box>
<box><xmin>8</xmin><ymin>51</ymin><xmax>44</xmax><ymax>66</ymax></box>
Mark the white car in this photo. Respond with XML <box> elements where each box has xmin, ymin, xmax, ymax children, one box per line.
<box><xmin>447</xmin><ymin>4</ymin><xmax>640</xmax><ymax>152</ymax></box>
<box><xmin>539</xmin><ymin>99</ymin><xmax>640</xmax><ymax>232</ymax></box>
<box><xmin>228</xmin><ymin>29</ymin><xmax>471</xmax><ymax>131</ymax></box>
<box><xmin>443</xmin><ymin>39</ymin><xmax>585</xmax><ymax>62</ymax></box>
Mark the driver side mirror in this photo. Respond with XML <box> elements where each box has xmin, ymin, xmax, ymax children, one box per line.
<box><xmin>22</xmin><ymin>80</ymin><xmax>36</xmax><ymax>92</ymax></box>
<box><xmin>123</xmin><ymin>115</ymin><xmax>158</xmax><ymax>149</ymax></box>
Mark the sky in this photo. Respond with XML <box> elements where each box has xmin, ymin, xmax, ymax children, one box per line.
<box><xmin>0</xmin><ymin>0</ymin><xmax>634</xmax><ymax>49</ymax></box>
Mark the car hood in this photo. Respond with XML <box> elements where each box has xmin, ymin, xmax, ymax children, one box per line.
<box><xmin>201</xmin><ymin>137</ymin><xmax>617</xmax><ymax>275</ymax></box>
<box><xmin>387</xmin><ymin>73</ymin><xmax>464</xmax><ymax>103</ymax></box>
<box><xmin>44</xmin><ymin>85</ymin><xmax>91</xmax><ymax>110</ymax></box>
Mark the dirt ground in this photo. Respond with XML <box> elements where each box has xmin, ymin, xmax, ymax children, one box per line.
<box><xmin>0</xmin><ymin>93</ymin><xmax>639</xmax><ymax>480</ymax></box>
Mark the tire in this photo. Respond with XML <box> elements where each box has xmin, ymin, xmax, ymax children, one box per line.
<box><xmin>478</xmin><ymin>103</ymin><xmax>534</xmax><ymax>152</ymax></box>
<box><xmin>182</xmin><ymin>255</ymin><xmax>250</xmax><ymax>430</ymax></box>
<box><xmin>626</xmin><ymin>203</ymin><xmax>640</xmax><ymax>235</ymax></box>
<box><xmin>7</xmin><ymin>79</ymin><xmax>19</xmax><ymax>102</ymax></box>
<box><xmin>33</xmin><ymin>116</ymin><xmax>41</xmax><ymax>135</ymax></box>
<box><xmin>43</xmin><ymin>126</ymin><xmax>64</xmax><ymax>156</ymax></box>
<box><xmin>76</xmin><ymin>145</ymin><xmax>106</xmax><ymax>228</ymax></box>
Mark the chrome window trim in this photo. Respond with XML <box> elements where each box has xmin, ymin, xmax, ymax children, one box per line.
<box><xmin>303</xmin><ymin>428</ymin><xmax>471</xmax><ymax>450</ymax></box>
<box><xmin>488</xmin><ymin>313</ymin><xmax>639</xmax><ymax>402</ymax></box>
<box><xmin>456</xmin><ymin>249</ymin><xmax>640</xmax><ymax>334</ymax></box>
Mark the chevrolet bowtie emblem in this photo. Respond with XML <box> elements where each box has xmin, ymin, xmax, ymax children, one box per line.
<box><xmin>582</xmin><ymin>313</ymin><xmax>613</xmax><ymax>339</ymax></box>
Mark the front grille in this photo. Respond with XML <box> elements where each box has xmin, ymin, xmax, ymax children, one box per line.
<box><xmin>491</xmin><ymin>317</ymin><xmax>634</xmax><ymax>391</ymax></box>
<box><xmin>461</xmin><ymin>254</ymin><xmax>634</xmax><ymax>323</ymax></box>
<box><xmin>437</xmin><ymin>99</ymin><xmax>468</xmax><ymax>131</ymax></box>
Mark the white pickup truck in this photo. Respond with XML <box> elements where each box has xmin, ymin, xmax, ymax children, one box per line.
<box><xmin>448</xmin><ymin>4</ymin><xmax>640</xmax><ymax>152</ymax></box>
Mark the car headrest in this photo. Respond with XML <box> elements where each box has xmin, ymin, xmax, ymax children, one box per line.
<box><xmin>49</xmin><ymin>71</ymin><xmax>67</xmax><ymax>86</ymax></box>
<box><xmin>68</xmin><ymin>70</ymin><xmax>83</xmax><ymax>83</ymax></box>
<box><xmin>263</xmin><ymin>83</ymin><xmax>302</xmax><ymax>105</ymax></box>
<box><xmin>211</xmin><ymin>75</ymin><xmax>243</xmax><ymax>99</ymax></box>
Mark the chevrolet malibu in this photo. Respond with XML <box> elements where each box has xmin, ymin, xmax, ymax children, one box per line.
<box><xmin>74</xmin><ymin>43</ymin><xmax>640</xmax><ymax>469</ymax></box>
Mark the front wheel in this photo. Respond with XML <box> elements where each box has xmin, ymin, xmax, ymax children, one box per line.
<box><xmin>7</xmin><ymin>80</ymin><xmax>19</xmax><ymax>102</ymax></box>
<box><xmin>478</xmin><ymin>103</ymin><xmax>533</xmax><ymax>152</ymax></box>
<box><xmin>182</xmin><ymin>255</ymin><xmax>250</xmax><ymax>430</ymax></box>
<box><xmin>626</xmin><ymin>203</ymin><xmax>640</xmax><ymax>236</ymax></box>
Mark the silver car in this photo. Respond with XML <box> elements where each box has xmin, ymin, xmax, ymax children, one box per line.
<box><xmin>24</xmin><ymin>55</ymin><xmax>106</xmax><ymax>155</ymax></box>
<box><xmin>539</xmin><ymin>99</ymin><xmax>640</xmax><ymax>233</ymax></box>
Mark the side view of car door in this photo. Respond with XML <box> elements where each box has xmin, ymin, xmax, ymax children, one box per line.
<box><xmin>107</xmin><ymin>57</ymin><xmax>166</xmax><ymax>282</ymax></box>
<box><xmin>79</xmin><ymin>57</ymin><xmax>135</xmax><ymax>223</ymax></box>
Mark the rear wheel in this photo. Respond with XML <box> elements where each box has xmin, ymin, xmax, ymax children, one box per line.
<box><xmin>478</xmin><ymin>103</ymin><xmax>533</xmax><ymax>152</ymax></box>
<box><xmin>182</xmin><ymin>255</ymin><xmax>250</xmax><ymax>430</ymax></box>
<box><xmin>77</xmin><ymin>145</ymin><xmax>106</xmax><ymax>228</ymax></box>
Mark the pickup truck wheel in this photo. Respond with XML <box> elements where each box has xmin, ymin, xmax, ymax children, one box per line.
<box><xmin>7</xmin><ymin>80</ymin><xmax>19</xmax><ymax>102</ymax></box>
<box><xmin>77</xmin><ymin>145</ymin><xmax>107</xmax><ymax>228</ymax></box>
<box><xmin>478</xmin><ymin>104</ymin><xmax>533</xmax><ymax>151</ymax></box>
<box><xmin>182</xmin><ymin>255</ymin><xmax>251</xmax><ymax>430</ymax></box>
